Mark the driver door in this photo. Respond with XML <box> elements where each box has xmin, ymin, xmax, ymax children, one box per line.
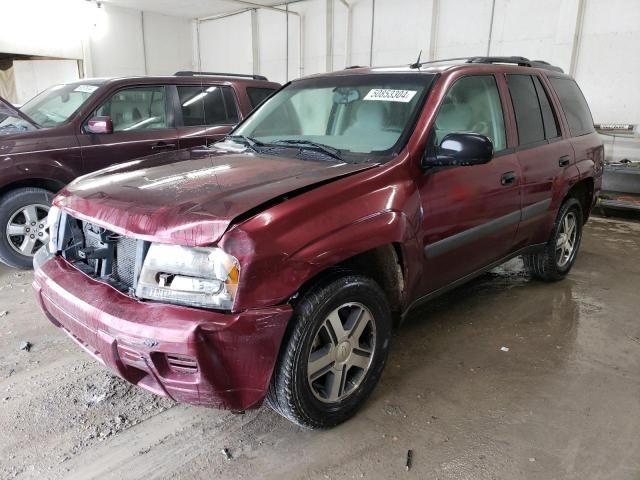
<box><xmin>77</xmin><ymin>85</ymin><xmax>179</xmax><ymax>173</ymax></box>
<box><xmin>416</xmin><ymin>74</ymin><xmax>522</xmax><ymax>294</ymax></box>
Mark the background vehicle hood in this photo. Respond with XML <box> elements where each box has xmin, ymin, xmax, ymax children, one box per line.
<box><xmin>0</xmin><ymin>96</ymin><xmax>38</xmax><ymax>131</ymax></box>
<box><xmin>57</xmin><ymin>147</ymin><xmax>377</xmax><ymax>245</ymax></box>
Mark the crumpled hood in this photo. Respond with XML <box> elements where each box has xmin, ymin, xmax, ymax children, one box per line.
<box><xmin>57</xmin><ymin>147</ymin><xmax>377</xmax><ymax>245</ymax></box>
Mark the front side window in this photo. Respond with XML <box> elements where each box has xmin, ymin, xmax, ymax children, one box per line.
<box><xmin>20</xmin><ymin>83</ymin><xmax>100</xmax><ymax>128</ymax></box>
<box><xmin>177</xmin><ymin>85</ymin><xmax>239</xmax><ymax>127</ymax></box>
<box><xmin>433</xmin><ymin>75</ymin><xmax>506</xmax><ymax>151</ymax></box>
<box><xmin>94</xmin><ymin>86</ymin><xmax>168</xmax><ymax>132</ymax></box>
<box><xmin>233</xmin><ymin>74</ymin><xmax>434</xmax><ymax>161</ymax></box>
<box><xmin>548</xmin><ymin>77</ymin><xmax>594</xmax><ymax>137</ymax></box>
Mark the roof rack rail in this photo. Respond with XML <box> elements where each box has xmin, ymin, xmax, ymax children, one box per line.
<box><xmin>174</xmin><ymin>71</ymin><xmax>269</xmax><ymax>81</ymax></box>
<box><xmin>465</xmin><ymin>56</ymin><xmax>564</xmax><ymax>73</ymax></box>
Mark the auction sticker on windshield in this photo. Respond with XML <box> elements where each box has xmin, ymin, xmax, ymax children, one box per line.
<box><xmin>73</xmin><ymin>85</ymin><xmax>99</xmax><ymax>94</ymax></box>
<box><xmin>364</xmin><ymin>89</ymin><xmax>417</xmax><ymax>103</ymax></box>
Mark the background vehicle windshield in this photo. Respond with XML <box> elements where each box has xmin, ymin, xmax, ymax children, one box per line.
<box><xmin>20</xmin><ymin>83</ymin><xmax>100</xmax><ymax>127</ymax></box>
<box><xmin>234</xmin><ymin>74</ymin><xmax>434</xmax><ymax>160</ymax></box>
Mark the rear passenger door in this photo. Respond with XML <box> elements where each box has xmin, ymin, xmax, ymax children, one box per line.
<box><xmin>506</xmin><ymin>74</ymin><xmax>574</xmax><ymax>247</ymax></box>
<box><xmin>78</xmin><ymin>85</ymin><xmax>179</xmax><ymax>173</ymax></box>
<box><xmin>172</xmin><ymin>84</ymin><xmax>240</xmax><ymax>149</ymax></box>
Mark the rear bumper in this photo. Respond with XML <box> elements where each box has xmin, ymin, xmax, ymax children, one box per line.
<box><xmin>32</xmin><ymin>252</ymin><xmax>292</xmax><ymax>411</ymax></box>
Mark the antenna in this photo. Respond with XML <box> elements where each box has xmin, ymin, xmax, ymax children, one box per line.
<box><xmin>409</xmin><ymin>50</ymin><xmax>423</xmax><ymax>69</ymax></box>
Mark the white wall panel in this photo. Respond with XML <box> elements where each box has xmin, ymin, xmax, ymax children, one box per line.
<box><xmin>256</xmin><ymin>10</ymin><xmax>288</xmax><ymax>83</ymax></box>
<box><xmin>434</xmin><ymin>0</ymin><xmax>493</xmax><ymax>58</ymax></box>
<box><xmin>198</xmin><ymin>13</ymin><xmax>253</xmax><ymax>75</ymax></box>
<box><xmin>143</xmin><ymin>12</ymin><xmax>194</xmax><ymax>75</ymax></box>
<box><xmin>13</xmin><ymin>60</ymin><xmax>80</xmax><ymax>104</ymax></box>
<box><xmin>574</xmin><ymin>0</ymin><xmax>640</xmax><ymax>123</ymax></box>
<box><xmin>370</xmin><ymin>0</ymin><xmax>432</xmax><ymax>66</ymax></box>
<box><xmin>489</xmin><ymin>0</ymin><xmax>578</xmax><ymax>72</ymax></box>
<box><xmin>0</xmin><ymin>0</ymin><xmax>85</xmax><ymax>60</ymax></box>
<box><xmin>89</xmin><ymin>4</ymin><xmax>146</xmax><ymax>77</ymax></box>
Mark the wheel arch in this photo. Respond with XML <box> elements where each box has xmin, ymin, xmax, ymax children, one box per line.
<box><xmin>565</xmin><ymin>177</ymin><xmax>594</xmax><ymax>223</ymax></box>
<box><xmin>288</xmin><ymin>210</ymin><xmax>419</xmax><ymax>321</ymax></box>
<box><xmin>0</xmin><ymin>178</ymin><xmax>66</xmax><ymax>200</ymax></box>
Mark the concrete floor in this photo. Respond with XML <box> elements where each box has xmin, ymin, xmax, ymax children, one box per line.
<box><xmin>1</xmin><ymin>215</ymin><xmax>639</xmax><ymax>480</ymax></box>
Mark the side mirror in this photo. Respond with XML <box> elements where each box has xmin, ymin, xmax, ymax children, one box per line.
<box><xmin>423</xmin><ymin>133</ymin><xmax>493</xmax><ymax>169</ymax></box>
<box><xmin>86</xmin><ymin>116</ymin><xmax>113</xmax><ymax>134</ymax></box>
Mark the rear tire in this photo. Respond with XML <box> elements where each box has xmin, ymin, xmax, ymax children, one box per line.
<box><xmin>523</xmin><ymin>197</ymin><xmax>583</xmax><ymax>282</ymax></box>
<box><xmin>0</xmin><ymin>188</ymin><xmax>53</xmax><ymax>270</ymax></box>
<box><xmin>267</xmin><ymin>273</ymin><xmax>392</xmax><ymax>429</ymax></box>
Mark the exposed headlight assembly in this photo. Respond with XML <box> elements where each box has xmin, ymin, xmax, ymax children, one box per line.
<box><xmin>46</xmin><ymin>205</ymin><xmax>61</xmax><ymax>254</ymax></box>
<box><xmin>135</xmin><ymin>244</ymin><xmax>240</xmax><ymax>311</ymax></box>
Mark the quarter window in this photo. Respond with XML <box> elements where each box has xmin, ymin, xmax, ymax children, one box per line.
<box><xmin>533</xmin><ymin>77</ymin><xmax>561</xmax><ymax>139</ymax></box>
<box><xmin>548</xmin><ymin>77</ymin><xmax>594</xmax><ymax>137</ymax></box>
<box><xmin>95</xmin><ymin>86</ymin><xmax>168</xmax><ymax>132</ymax></box>
<box><xmin>246</xmin><ymin>87</ymin><xmax>276</xmax><ymax>108</ymax></box>
<box><xmin>177</xmin><ymin>85</ymin><xmax>239</xmax><ymax>127</ymax></box>
<box><xmin>433</xmin><ymin>75</ymin><xmax>506</xmax><ymax>151</ymax></box>
<box><xmin>507</xmin><ymin>75</ymin><xmax>545</xmax><ymax>146</ymax></box>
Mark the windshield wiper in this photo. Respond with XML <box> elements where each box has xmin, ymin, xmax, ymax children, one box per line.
<box><xmin>222</xmin><ymin>135</ymin><xmax>264</xmax><ymax>153</ymax></box>
<box><xmin>270</xmin><ymin>139</ymin><xmax>343</xmax><ymax>161</ymax></box>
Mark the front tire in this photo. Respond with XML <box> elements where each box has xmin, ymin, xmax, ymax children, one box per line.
<box><xmin>267</xmin><ymin>273</ymin><xmax>392</xmax><ymax>429</ymax></box>
<box><xmin>0</xmin><ymin>188</ymin><xmax>53</xmax><ymax>269</ymax></box>
<box><xmin>523</xmin><ymin>197</ymin><xmax>583</xmax><ymax>282</ymax></box>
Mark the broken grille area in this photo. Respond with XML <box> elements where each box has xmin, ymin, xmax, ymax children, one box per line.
<box><xmin>61</xmin><ymin>217</ymin><xmax>147</xmax><ymax>294</ymax></box>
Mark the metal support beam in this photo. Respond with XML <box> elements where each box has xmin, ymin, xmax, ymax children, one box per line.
<box><xmin>369</xmin><ymin>0</ymin><xmax>376</xmax><ymax>66</ymax></box>
<box><xmin>251</xmin><ymin>9</ymin><xmax>260</xmax><ymax>76</ymax></box>
<box><xmin>326</xmin><ymin>0</ymin><xmax>334</xmax><ymax>72</ymax></box>
<box><xmin>428</xmin><ymin>0</ymin><xmax>439</xmax><ymax>61</ymax></box>
<box><xmin>486</xmin><ymin>0</ymin><xmax>496</xmax><ymax>56</ymax></box>
<box><xmin>569</xmin><ymin>0</ymin><xmax>586</xmax><ymax>76</ymax></box>
<box><xmin>140</xmin><ymin>11</ymin><xmax>148</xmax><ymax>75</ymax></box>
<box><xmin>338</xmin><ymin>0</ymin><xmax>352</xmax><ymax>68</ymax></box>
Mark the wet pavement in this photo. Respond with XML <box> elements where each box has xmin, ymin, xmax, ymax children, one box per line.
<box><xmin>0</xmin><ymin>215</ymin><xmax>639</xmax><ymax>479</ymax></box>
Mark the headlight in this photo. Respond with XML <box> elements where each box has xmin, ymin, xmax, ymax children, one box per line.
<box><xmin>135</xmin><ymin>244</ymin><xmax>240</xmax><ymax>310</ymax></box>
<box><xmin>46</xmin><ymin>205</ymin><xmax>61</xmax><ymax>254</ymax></box>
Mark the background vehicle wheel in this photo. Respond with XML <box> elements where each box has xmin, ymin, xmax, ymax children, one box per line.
<box><xmin>523</xmin><ymin>197</ymin><xmax>583</xmax><ymax>282</ymax></box>
<box><xmin>267</xmin><ymin>272</ymin><xmax>392</xmax><ymax>429</ymax></box>
<box><xmin>0</xmin><ymin>188</ymin><xmax>53</xmax><ymax>270</ymax></box>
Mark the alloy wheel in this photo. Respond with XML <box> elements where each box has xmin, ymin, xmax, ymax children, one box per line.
<box><xmin>5</xmin><ymin>204</ymin><xmax>50</xmax><ymax>257</ymax></box>
<box><xmin>307</xmin><ymin>302</ymin><xmax>376</xmax><ymax>403</ymax></box>
<box><xmin>555</xmin><ymin>211</ymin><xmax>577</xmax><ymax>267</ymax></box>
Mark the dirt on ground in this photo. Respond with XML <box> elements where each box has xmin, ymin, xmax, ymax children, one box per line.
<box><xmin>1</xmin><ymin>216</ymin><xmax>639</xmax><ymax>480</ymax></box>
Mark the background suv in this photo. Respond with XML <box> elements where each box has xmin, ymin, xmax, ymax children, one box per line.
<box><xmin>34</xmin><ymin>57</ymin><xmax>602</xmax><ymax>428</ymax></box>
<box><xmin>0</xmin><ymin>72</ymin><xmax>280</xmax><ymax>268</ymax></box>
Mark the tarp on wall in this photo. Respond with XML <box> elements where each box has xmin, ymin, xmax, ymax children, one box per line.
<box><xmin>0</xmin><ymin>66</ymin><xmax>18</xmax><ymax>105</ymax></box>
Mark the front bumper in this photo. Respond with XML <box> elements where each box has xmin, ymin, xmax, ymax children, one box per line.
<box><xmin>32</xmin><ymin>252</ymin><xmax>292</xmax><ymax>411</ymax></box>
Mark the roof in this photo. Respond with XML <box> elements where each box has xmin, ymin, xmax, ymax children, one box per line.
<box><xmin>300</xmin><ymin>56</ymin><xmax>570</xmax><ymax>81</ymax></box>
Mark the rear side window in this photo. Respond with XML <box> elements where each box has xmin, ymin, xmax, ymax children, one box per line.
<box><xmin>548</xmin><ymin>77</ymin><xmax>594</xmax><ymax>137</ymax></box>
<box><xmin>177</xmin><ymin>85</ymin><xmax>239</xmax><ymax>127</ymax></box>
<box><xmin>247</xmin><ymin>87</ymin><xmax>276</xmax><ymax>108</ymax></box>
<box><xmin>507</xmin><ymin>75</ymin><xmax>545</xmax><ymax>146</ymax></box>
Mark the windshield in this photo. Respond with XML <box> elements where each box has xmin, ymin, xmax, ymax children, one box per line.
<box><xmin>20</xmin><ymin>83</ymin><xmax>101</xmax><ymax>127</ymax></box>
<box><xmin>232</xmin><ymin>73</ymin><xmax>435</xmax><ymax>162</ymax></box>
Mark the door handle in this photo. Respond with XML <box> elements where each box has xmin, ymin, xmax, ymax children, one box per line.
<box><xmin>500</xmin><ymin>171</ymin><xmax>516</xmax><ymax>186</ymax></box>
<box><xmin>151</xmin><ymin>142</ymin><xmax>176</xmax><ymax>150</ymax></box>
<box><xmin>559</xmin><ymin>155</ymin><xmax>571</xmax><ymax>167</ymax></box>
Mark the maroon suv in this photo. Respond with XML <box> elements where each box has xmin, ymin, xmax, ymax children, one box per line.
<box><xmin>33</xmin><ymin>57</ymin><xmax>603</xmax><ymax>428</ymax></box>
<box><xmin>0</xmin><ymin>72</ymin><xmax>279</xmax><ymax>268</ymax></box>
